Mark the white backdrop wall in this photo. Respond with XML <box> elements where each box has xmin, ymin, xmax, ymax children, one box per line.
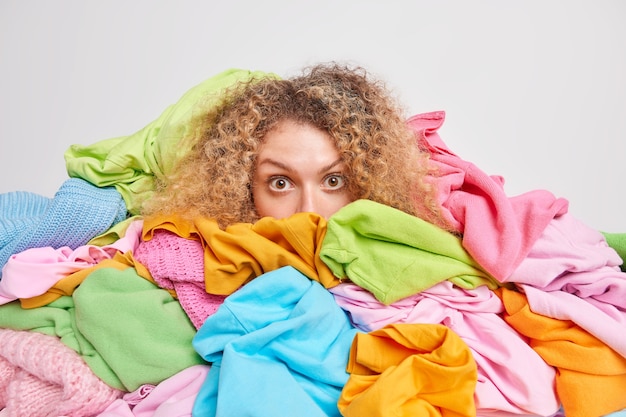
<box><xmin>1</xmin><ymin>1</ymin><xmax>624</xmax><ymax>232</ymax></box>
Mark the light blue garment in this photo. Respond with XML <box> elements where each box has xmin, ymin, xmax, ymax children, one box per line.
<box><xmin>192</xmin><ymin>266</ymin><xmax>359</xmax><ymax>417</ymax></box>
<box><xmin>0</xmin><ymin>178</ymin><xmax>127</xmax><ymax>277</ymax></box>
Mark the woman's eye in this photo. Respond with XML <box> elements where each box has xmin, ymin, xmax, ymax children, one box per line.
<box><xmin>269</xmin><ymin>177</ymin><xmax>292</xmax><ymax>191</ymax></box>
<box><xmin>323</xmin><ymin>175</ymin><xmax>345</xmax><ymax>190</ymax></box>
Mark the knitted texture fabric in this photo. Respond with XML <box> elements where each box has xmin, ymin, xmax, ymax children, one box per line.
<box><xmin>134</xmin><ymin>229</ymin><xmax>226</xmax><ymax>329</ymax></box>
<box><xmin>0</xmin><ymin>192</ymin><xmax>50</xmax><ymax>249</ymax></box>
<box><xmin>0</xmin><ymin>178</ymin><xmax>128</xmax><ymax>277</ymax></box>
<box><xmin>0</xmin><ymin>328</ymin><xmax>123</xmax><ymax>417</ymax></box>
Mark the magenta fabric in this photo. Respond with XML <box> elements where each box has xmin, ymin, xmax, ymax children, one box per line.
<box><xmin>408</xmin><ymin>111</ymin><xmax>569</xmax><ymax>282</ymax></box>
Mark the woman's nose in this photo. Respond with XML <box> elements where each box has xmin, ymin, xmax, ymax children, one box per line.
<box><xmin>298</xmin><ymin>187</ymin><xmax>318</xmax><ymax>214</ymax></box>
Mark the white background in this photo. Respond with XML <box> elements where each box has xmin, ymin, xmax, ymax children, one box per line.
<box><xmin>1</xmin><ymin>1</ymin><xmax>624</xmax><ymax>231</ymax></box>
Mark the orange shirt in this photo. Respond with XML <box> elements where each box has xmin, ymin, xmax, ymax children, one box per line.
<box><xmin>339</xmin><ymin>323</ymin><xmax>477</xmax><ymax>417</ymax></box>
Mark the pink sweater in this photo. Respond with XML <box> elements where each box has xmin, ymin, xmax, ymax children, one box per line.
<box><xmin>408</xmin><ymin>111</ymin><xmax>569</xmax><ymax>281</ymax></box>
<box><xmin>0</xmin><ymin>328</ymin><xmax>122</xmax><ymax>417</ymax></box>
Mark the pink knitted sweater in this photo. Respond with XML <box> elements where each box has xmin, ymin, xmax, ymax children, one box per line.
<box><xmin>0</xmin><ymin>328</ymin><xmax>123</xmax><ymax>417</ymax></box>
<box><xmin>133</xmin><ymin>229</ymin><xmax>226</xmax><ymax>329</ymax></box>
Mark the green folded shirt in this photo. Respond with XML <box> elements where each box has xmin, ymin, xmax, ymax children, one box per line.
<box><xmin>320</xmin><ymin>199</ymin><xmax>499</xmax><ymax>305</ymax></box>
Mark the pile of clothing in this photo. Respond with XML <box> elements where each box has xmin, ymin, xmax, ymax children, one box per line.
<box><xmin>1</xmin><ymin>69</ymin><xmax>625</xmax><ymax>417</ymax></box>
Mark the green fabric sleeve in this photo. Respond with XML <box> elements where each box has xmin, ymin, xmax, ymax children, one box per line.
<box><xmin>602</xmin><ymin>232</ymin><xmax>626</xmax><ymax>272</ymax></box>
<box><xmin>64</xmin><ymin>68</ymin><xmax>279</xmax><ymax>214</ymax></box>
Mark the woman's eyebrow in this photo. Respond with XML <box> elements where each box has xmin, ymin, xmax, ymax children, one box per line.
<box><xmin>257</xmin><ymin>158</ymin><xmax>344</xmax><ymax>175</ymax></box>
<box><xmin>257</xmin><ymin>158</ymin><xmax>294</xmax><ymax>173</ymax></box>
<box><xmin>318</xmin><ymin>158</ymin><xmax>344</xmax><ymax>175</ymax></box>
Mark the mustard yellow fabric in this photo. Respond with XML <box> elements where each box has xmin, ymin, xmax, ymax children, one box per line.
<box><xmin>142</xmin><ymin>213</ymin><xmax>340</xmax><ymax>295</ymax></box>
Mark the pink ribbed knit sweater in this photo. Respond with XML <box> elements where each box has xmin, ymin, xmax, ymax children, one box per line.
<box><xmin>133</xmin><ymin>229</ymin><xmax>226</xmax><ymax>329</ymax></box>
<box><xmin>0</xmin><ymin>328</ymin><xmax>123</xmax><ymax>417</ymax></box>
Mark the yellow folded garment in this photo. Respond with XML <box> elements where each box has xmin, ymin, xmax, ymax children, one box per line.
<box><xmin>338</xmin><ymin>323</ymin><xmax>477</xmax><ymax>417</ymax></box>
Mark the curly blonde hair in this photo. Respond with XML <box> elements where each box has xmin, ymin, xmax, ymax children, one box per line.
<box><xmin>142</xmin><ymin>63</ymin><xmax>447</xmax><ymax>229</ymax></box>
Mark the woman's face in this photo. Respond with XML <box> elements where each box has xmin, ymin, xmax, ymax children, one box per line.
<box><xmin>252</xmin><ymin>120</ymin><xmax>353</xmax><ymax>219</ymax></box>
